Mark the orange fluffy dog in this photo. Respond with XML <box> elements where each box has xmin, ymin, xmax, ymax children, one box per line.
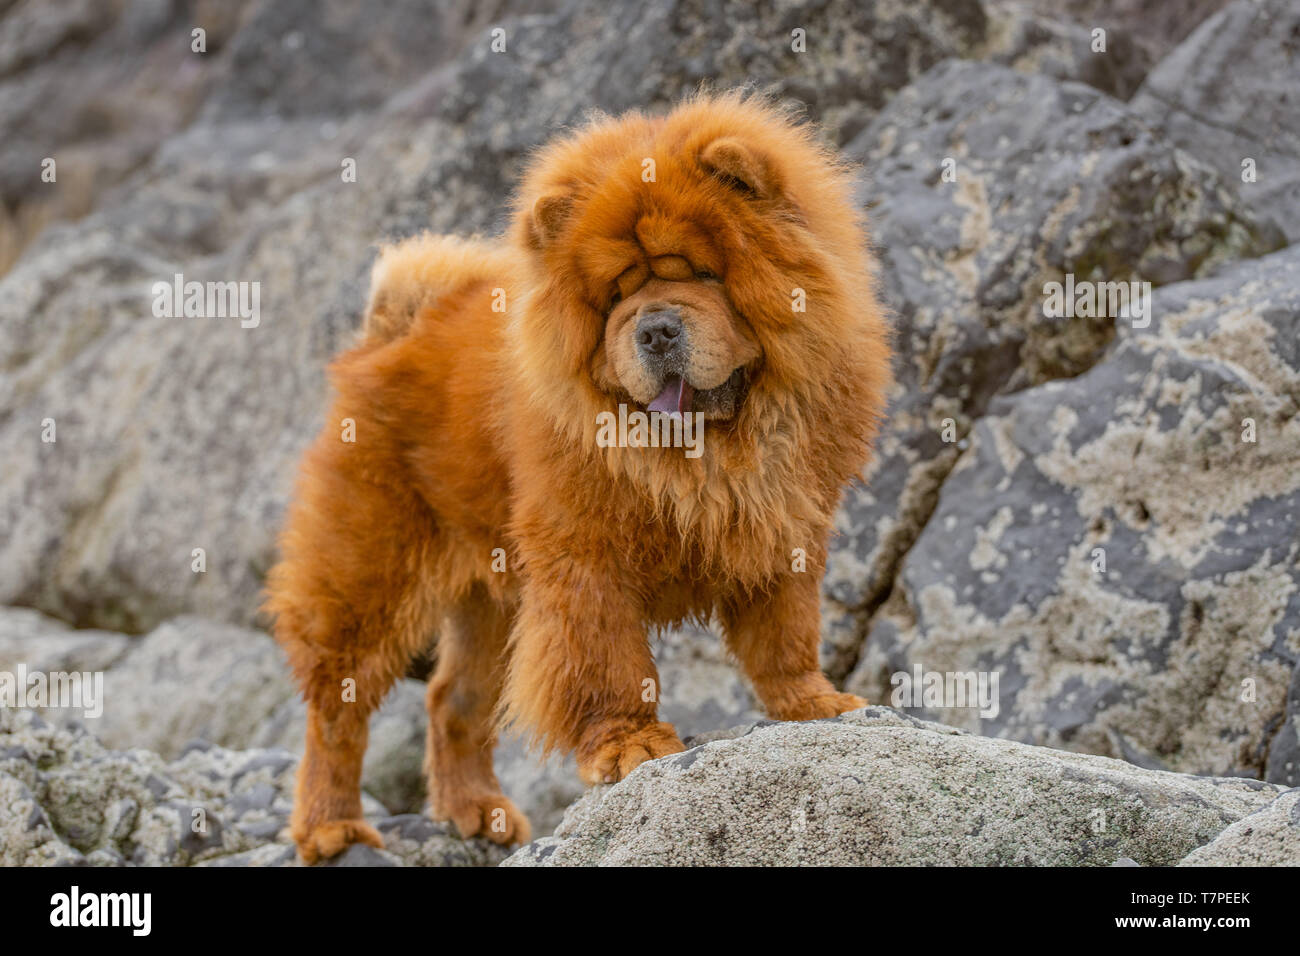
<box><xmin>264</xmin><ymin>92</ymin><xmax>892</xmax><ymax>863</ymax></box>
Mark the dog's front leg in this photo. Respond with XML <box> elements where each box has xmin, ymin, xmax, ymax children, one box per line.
<box><xmin>503</xmin><ymin>558</ymin><xmax>684</xmax><ymax>784</ymax></box>
<box><xmin>721</xmin><ymin>570</ymin><xmax>867</xmax><ymax>721</ymax></box>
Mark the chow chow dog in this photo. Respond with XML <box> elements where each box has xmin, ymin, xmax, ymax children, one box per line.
<box><xmin>264</xmin><ymin>92</ymin><xmax>892</xmax><ymax>862</ymax></box>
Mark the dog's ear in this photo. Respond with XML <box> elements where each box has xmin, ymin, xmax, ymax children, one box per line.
<box><xmin>527</xmin><ymin>192</ymin><xmax>574</xmax><ymax>248</ymax></box>
<box><xmin>700</xmin><ymin>138</ymin><xmax>775</xmax><ymax>199</ymax></box>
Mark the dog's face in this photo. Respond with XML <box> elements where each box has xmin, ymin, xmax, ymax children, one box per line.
<box><xmin>597</xmin><ymin>264</ymin><xmax>760</xmax><ymax>421</ymax></box>
<box><xmin>516</xmin><ymin>136</ymin><xmax>786</xmax><ymax>426</ymax></box>
<box><xmin>511</xmin><ymin>95</ymin><xmax>883</xmax><ymax>454</ymax></box>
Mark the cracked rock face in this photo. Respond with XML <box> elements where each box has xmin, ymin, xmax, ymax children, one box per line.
<box><xmin>850</xmin><ymin>246</ymin><xmax>1300</xmax><ymax>784</ymax></box>
<box><xmin>821</xmin><ymin>58</ymin><xmax>1284</xmax><ymax>675</ymax></box>
<box><xmin>1132</xmin><ymin>0</ymin><xmax>1300</xmax><ymax>243</ymax></box>
<box><xmin>504</xmin><ymin>709</ymin><xmax>1286</xmax><ymax>866</ymax></box>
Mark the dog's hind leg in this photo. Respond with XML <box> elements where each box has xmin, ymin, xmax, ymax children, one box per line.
<box><xmin>286</xmin><ymin>645</ymin><xmax>406</xmax><ymax>864</ymax></box>
<box><xmin>425</xmin><ymin>584</ymin><xmax>531</xmax><ymax>845</ymax></box>
<box><xmin>265</xmin><ymin>431</ymin><xmax>442</xmax><ymax>864</ymax></box>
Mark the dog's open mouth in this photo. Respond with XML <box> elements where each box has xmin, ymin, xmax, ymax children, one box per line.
<box><xmin>647</xmin><ymin>367</ymin><xmax>747</xmax><ymax>418</ymax></box>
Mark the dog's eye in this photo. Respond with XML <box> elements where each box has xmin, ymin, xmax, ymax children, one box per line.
<box><xmin>694</xmin><ymin>269</ymin><xmax>718</xmax><ymax>281</ymax></box>
<box><xmin>607</xmin><ymin>289</ymin><xmax>623</xmax><ymax>310</ymax></box>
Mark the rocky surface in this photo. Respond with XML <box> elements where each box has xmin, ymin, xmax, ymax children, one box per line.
<box><xmin>2</xmin><ymin>0</ymin><xmax>1298</xmax><ymax>865</ymax></box>
<box><xmin>1009</xmin><ymin>0</ymin><xmax>1232</xmax><ymax>65</ymax></box>
<box><xmin>849</xmin><ymin>245</ymin><xmax>1300</xmax><ymax>785</ymax></box>
<box><xmin>821</xmin><ymin>58</ymin><xmax>1284</xmax><ymax>676</ymax></box>
<box><xmin>504</xmin><ymin>709</ymin><xmax>1286</xmax><ymax>866</ymax></box>
<box><xmin>0</xmin><ymin>606</ymin><xmax>131</xmax><ymax>676</ymax></box>
<box><xmin>1132</xmin><ymin>0</ymin><xmax>1300</xmax><ymax>242</ymax></box>
<box><xmin>0</xmin><ymin>0</ymin><xmax>249</xmax><ymax>273</ymax></box>
<box><xmin>1179</xmin><ymin>788</ymin><xmax>1300</xmax><ymax>866</ymax></box>
<box><xmin>980</xmin><ymin>0</ymin><xmax>1152</xmax><ymax>99</ymax></box>
<box><xmin>0</xmin><ymin>707</ymin><xmax>506</xmax><ymax>867</ymax></box>
<box><xmin>7</xmin><ymin>700</ymin><xmax>1292</xmax><ymax>867</ymax></box>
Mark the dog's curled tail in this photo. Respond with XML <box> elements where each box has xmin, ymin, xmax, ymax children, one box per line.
<box><xmin>362</xmin><ymin>233</ymin><xmax>514</xmax><ymax>343</ymax></box>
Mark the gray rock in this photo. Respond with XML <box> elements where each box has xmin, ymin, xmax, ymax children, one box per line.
<box><xmin>850</xmin><ymin>245</ymin><xmax>1300</xmax><ymax>783</ymax></box>
<box><xmin>1179</xmin><ymin>788</ymin><xmax>1300</xmax><ymax>866</ymax></box>
<box><xmin>198</xmin><ymin>843</ymin><xmax>300</xmax><ymax>867</ymax></box>
<box><xmin>503</xmin><ymin>709</ymin><xmax>1284</xmax><ymax>866</ymax></box>
<box><xmin>823</xmin><ymin>59</ymin><xmax>1283</xmax><ymax>678</ymax></box>
<box><xmin>319</xmin><ymin>844</ymin><xmax>401</xmax><ymax>868</ymax></box>
<box><xmin>0</xmin><ymin>707</ymin><xmax>504</xmax><ymax>866</ymax></box>
<box><xmin>0</xmin><ymin>0</ymin><xmax>253</xmax><ymax>273</ymax></box>
<box><xmin>1132</xmin><ymin>0</ymin><xmax>1300</xmax><ymax>241</ymax></box>
<box><xmin>0</xmin><ymin>605</ymin><xmax>131</xmax><ymax>680</ymax></box>
<box><xmin>373</xmin><ymin>814</ymin><xmax>509</xmax><ymax>867</ymax></box>
<box><xmin>998</xmin><ymin>0</ymin><xmax>1234</xmax><ymax>65</ymax></box>
<box><xmin>980</xmin><ymin>1</ymin><xmax>1152</xmax><ymax>99</ymax></box>
<box><xmin>1269</xmin><ymin>667</ymin><xmax>1300</xmax><ymax>787</ymax></box>
<box><xmin>92</xmin><ymin>615</ymin><xmax>297</xmax><ymax>757</ymax></box>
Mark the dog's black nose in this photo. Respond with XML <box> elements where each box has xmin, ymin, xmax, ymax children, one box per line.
<box><xmin>636</xmin><ymin>310</ymin><xmax>683</xmax><ymax>355</ymax></box>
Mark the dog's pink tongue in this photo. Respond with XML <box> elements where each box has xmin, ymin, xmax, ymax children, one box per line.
<box><xmin>648</xmin><ymin>377</ymin><xmax>694</xmax><ymax>415</ymax></box>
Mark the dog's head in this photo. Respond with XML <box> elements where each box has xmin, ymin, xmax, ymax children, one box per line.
<box><xmin>510</xmin><ymin>93</ymin><xmax>888</xmax><ymax>457</ymax></box>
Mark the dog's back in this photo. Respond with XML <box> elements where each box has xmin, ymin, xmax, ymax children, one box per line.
<box><xmin>361</xmin><ymin>233</ymin><xmax>515</xmax><ymax>344</ymax></box>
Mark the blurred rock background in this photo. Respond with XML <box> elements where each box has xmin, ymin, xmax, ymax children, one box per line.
<box><xmin>1</xmin><ymin>0</ymin><xmax>1297</xmax><ymax>865</ymax></box>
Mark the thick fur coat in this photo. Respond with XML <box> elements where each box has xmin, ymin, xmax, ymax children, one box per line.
<box><xmin>264</xmin><ymin>92</ymin><xmax>892</xmax><ymax>862</ymax></box>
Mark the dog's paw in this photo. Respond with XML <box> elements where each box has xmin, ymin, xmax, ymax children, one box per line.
<box><xmin>293</xmin><ymin>817</ymin><xmax>384</xmax><ymax>865</ymax></box>
<box><xmin>773</xmin><ymin>691</ymin><xmax>868</xmax><ymax>722</ymax></box>
<box><xmin>435</xmin><ymin>792</ymin><xmax>532</xmax><ymax>846</ymax></box>
<box><xmin>577</xmin><ymin>721</ymin><xmax>685</xmax><ymax>785</ymax></box>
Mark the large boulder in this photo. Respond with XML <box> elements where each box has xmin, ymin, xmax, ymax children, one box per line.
<box><xmin>1007</xmin><ymin>1</ymin><xmax>1234</xmax><ymax>64</ymax></box>
<box><xmin>849</xmin><ymin>245</ymin><xmax>1300</xmax><ymax>784</ymax></box>
<box><xmin>821</xmin><ymin>59</ymin><xmax>1284</xmax><ymax>678</ymax></box>
<box><xmin>0</xmin><ymin>0</ymin><xmax>523</xmax><ymax>272</ymax></box>
<box><xmin>1132</xmin><ymin>0</ymin><xmax>1300</xmax><ymax>241</ymax></box>
<box><xmin>504</xmin><ymin>708</ymin><xmax>1284</xmax><ymax>866</ymax></box>
<box><xmin>91</xmin><ymin>615</ymin><xmax>297</xmax><ymax>757</ymax></box>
